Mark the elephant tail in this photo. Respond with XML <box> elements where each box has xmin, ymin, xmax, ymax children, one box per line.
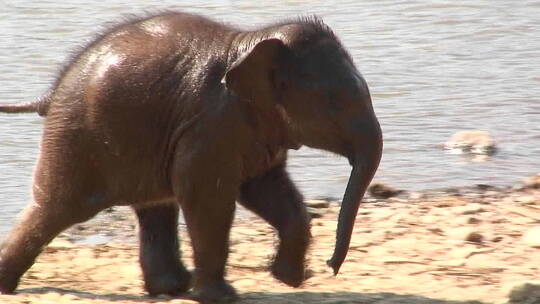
<box><xmin>0</xmin><ymin>95</ymin><xmax>50</xmax><ymax>117</ymax></box>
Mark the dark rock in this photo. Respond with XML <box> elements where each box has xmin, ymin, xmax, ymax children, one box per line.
<box><xmin>368</xmin><ymin>183</ymin><xmax>405</xmax><ymax>199</ymax></box>
<box><xmin>462</xmin><ymin>207</ymin><xmax>486</xmax><ymax>215</ymax></box>
<box><xmin>307</xmin><ymin>207</ymin><xmax>324</xmax><ymax>219</ymax></box>
<box><xmin>428</xmin><ymin>228</ymin><xmax>444</xmax><ymax>235</ymax></box>
<box><xmin>476</xmin><ymin>184</ymin><xmax>497</xmax><ymax>191</ymax></box>
<box><xmin>75</xmin><ymin>225</ymin><xmax>86</xmax><ymax>231</ymax></box>
<box><xmin>449</xmin><ymin>227</ymin><xmax>484</xmax><ymax>243</ymax></box>
<box><xmin>465</xmin><ymin>232</ymin><xmax>484</xmax><ymax>243</ymax></box>
<box><xmin>491</xmin><ymin>236</ymin><xmax>503</xmax><ymax>243</ymax></box>
<box><xmin>305</xmin><ymin>200</ymin><xmax>331</xmax><ymax>209</ymax></box>
<box><xmin>523</xmin><ymin>174</ymin><xmax>540</xmax><ymax>190</ymax></box>
<box><xmin>444</xmin><ymin>187</ymin><xmax>462</xmax><ymax>196</ymax></box>
<box><xmin>467</xmin><ymin>217</ymin><xmax>482</xmax><ymax>224</ymax></box>
<box><xmin>508</xmin><ymin>282</ymin><xmax>540</xmax><ymax>303</ymax></box>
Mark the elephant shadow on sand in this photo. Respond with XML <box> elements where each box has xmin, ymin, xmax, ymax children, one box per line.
<box><xmin>17</xmin><ymin>288</ymin><xmax>485</xmax><ymax>304</ymax></box>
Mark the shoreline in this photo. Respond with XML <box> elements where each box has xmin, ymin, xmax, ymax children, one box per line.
<box><xmin>60</xmin><ymin>175</ymin><xmax>539</xmax><ymax>245</ymax></box>
<box><xmin>0</xmin><ymin>176</ymin><xmax>539</xmax><ymax>303</ymax></box>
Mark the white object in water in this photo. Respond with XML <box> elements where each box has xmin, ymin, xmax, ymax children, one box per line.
<box><xmin>444</xmin><ymin>130</ymin><xmax>497</xmax><ymax>155</ymax></box>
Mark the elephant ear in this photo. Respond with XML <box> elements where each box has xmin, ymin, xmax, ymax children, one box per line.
<box><xmin>225</xmin><ymin>38</ymin><xmax>287</xmax><ymax>105</ymax></box>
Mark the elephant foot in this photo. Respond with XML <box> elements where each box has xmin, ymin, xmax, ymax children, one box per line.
<box><xmin>144</xmin><ymin>267</ymin><xmax>192</xmax><ymax>296</ymax></box>
<box><xmin>271</xmin><ymin>258</ymin><xmax>305</xmax><ymax>288</ymax></box>
<box><xmin>0</xmin><ymin>272</ymin><xmax>19</xmax><ymax>295</ymax></box>
<box><xmin>0</xmin><ymin>266</ymin><xmax>20</xmax><ymax>294</ymax></box>
<box><xmin>0</xmin><ymin>284</ymin><xmax>17</xmax><ymax>295</ymax></box>
<box><xmin>191</xmin><ymin>280</ymin><xmax>237</xmax><ymax>304</ymax></box>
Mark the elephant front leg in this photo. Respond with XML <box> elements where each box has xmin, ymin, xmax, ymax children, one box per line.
<box><xmin>133</xmin><ymin>203</ymin><xmax>191</xmax><ymax>296</ymax></box>
<box><xmin>239</xmin><ymin>164</ymin><xmax>311</xmax><ymax>287</ymax></box>
<box><xmin>176</xmin><ymin>187</ymin><xmax>238</xmax><ymax>303</ymax></box>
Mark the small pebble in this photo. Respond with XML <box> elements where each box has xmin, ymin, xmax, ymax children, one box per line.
<box><xmin>491</xmin><ymin>236</ymin><xmax>504</xmax><ymax>242</ymax></box>
<box><xmin>467</xmin><ymin>217</ymin><xmax>482</xmax><ymax>224</ymax></box>
<box><xmin>466</xmin><ymin>232</ymin><xmax>484</xmax><ymax>243</ymax></box>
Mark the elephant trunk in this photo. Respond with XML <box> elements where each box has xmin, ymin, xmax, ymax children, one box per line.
<box><xmin>326</xmin><ymin>119</ymin><xmax>382</xmax><ymax>275</ymax></box>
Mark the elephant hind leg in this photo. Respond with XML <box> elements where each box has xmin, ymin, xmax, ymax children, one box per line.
<box><xmin>132</xmin><ymin>202</ymin><xmax>191</xmax><ymax>296</ymax></box>
<box><xmin>0</xmin><ymin>146</ymin><xmax>110</xmax><ymax>294</ymax></box>
<box><xmin>0</xmin><ymin>198</ymin><xmax>104</xmax><ymax>294</ymax></box>
<box><xmin>238</xmin><ymin>163</ymin><xmax>311</xmax><ymax>287</ymax></box>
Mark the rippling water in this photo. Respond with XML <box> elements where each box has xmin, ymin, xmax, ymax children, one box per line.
<box><xmin>1</xmin><ymin>0</ymin><xmax>539</xmax><ymax>235</ymax></box>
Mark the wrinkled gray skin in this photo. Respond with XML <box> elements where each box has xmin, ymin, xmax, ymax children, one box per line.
<box><xmin>0</xmin><ymin>12</ymin><xmax>382</xmax><ymax>303</ymax></box>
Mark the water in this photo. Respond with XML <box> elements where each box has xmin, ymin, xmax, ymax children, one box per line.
<box><xmin>1</xmin><ymin>0</ymin><xmax>539</xmax><ymax>236</ymax></box>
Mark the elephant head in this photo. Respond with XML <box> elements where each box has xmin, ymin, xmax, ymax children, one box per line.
<box><xmin>225</xmin><ymin>21</ymin><xmax>383</xmax><ymax>274</ymax></box>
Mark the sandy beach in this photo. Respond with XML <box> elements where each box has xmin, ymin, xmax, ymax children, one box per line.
<box><xmin>1</xmin><ymin>178</ymin><xmax>539</xmax><ymax>304</ymax></box>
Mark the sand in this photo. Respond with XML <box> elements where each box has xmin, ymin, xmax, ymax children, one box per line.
<box><xmin>1</xmin><ymin>182</ymin><xmax>539</xmax><ymax>304</ymax></box>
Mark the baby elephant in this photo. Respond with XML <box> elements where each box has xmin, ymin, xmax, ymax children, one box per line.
<box><xmin>0</xmin><ymin>11</ymin><xmax>382</xmax><ymax>303</ymax></box>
